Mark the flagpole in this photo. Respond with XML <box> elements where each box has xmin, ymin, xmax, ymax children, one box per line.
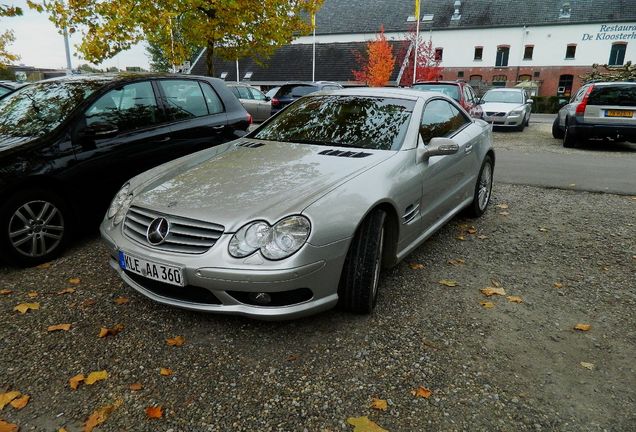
<box><xmin>312</xmin><ymin>15</ymin><xmax>316</xmax><ymax>82</ymax></box>
<box><xmin>413</xmin><ymin>0</ymin><xmax>421</xmax><ymax>84</ymax></box>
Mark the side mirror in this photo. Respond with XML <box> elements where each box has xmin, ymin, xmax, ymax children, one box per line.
<box><xmin>419</xmin><ymin>137</ymin><xmax>460</xmax><ymax>162</ymax></box>
<box><xmin>527</xmin><ymin>98</ymin><xmax>534</xmax><ymax>104</ymax></box>
<box><xmin>83</xmin><ymin>122</ymin><xmax>119</xmax><ymax>138</ymax></box>
<box><xmin>265</xmin><ymin>96</ymin><xmax>271</xmax><ymax>102</ymax></box>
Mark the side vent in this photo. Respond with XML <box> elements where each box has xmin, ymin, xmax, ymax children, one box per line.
<box><xmin>236</xmin><ymin>141</ymin><xmax>265</xmax><ymax>148</ymax></box>
<box><xmin>318</xmin><ymin>149</ymin><xmax>372</xmax><ymax>158</ymax></box>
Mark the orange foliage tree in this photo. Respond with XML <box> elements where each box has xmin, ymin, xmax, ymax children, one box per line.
<box><xmin>398</xmin><ymin>26</ymin><xmax>441</xmax><ymax>86</ymax></box>
<box><xmin>352</xmin><ymin>26</ymin><xmax>396</xmax><ymax>87</ymax></box>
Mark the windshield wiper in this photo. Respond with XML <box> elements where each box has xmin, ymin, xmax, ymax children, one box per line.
<box><xmin>290</xmin><ymin>139</ymin><xmax>356</xmax><ymax>147</ymax></box>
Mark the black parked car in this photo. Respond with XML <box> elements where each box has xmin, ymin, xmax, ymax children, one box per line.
<box><xmin>0</xmin><ymin>73</ymin><xmax>250</xmax><ymax>265</ymax></box>
<box><xmin>270</xmin><ymin>81</ymin><xmax>343</xmax><ymax>114</ymax></box>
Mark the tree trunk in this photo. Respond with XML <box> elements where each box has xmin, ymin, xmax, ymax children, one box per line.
<box><xmin>206</xmin><ymin>40</ymin><xmax>215</xmax><ymax>76</ymax></box>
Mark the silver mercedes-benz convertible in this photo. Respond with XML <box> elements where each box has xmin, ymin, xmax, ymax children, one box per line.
<box><xmin>100</xmin><ymin>88</ymin><xmax>494</xmax><ymax>319</ymax></box>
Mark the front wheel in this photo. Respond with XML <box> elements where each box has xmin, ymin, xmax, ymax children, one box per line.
<box><xmin>466</xmin><ymin>156</ymin><xmax>494</xmax><ymax>218</ymax></box>
<box><xmin>0</xmin><ymin>189</ymin><xmax>70</xmax><ymax>266</ymax></box>
<box><xmin>338</xmin><ymin>209</ymin><xmax>386</xmax><ymax>314</ymax></box>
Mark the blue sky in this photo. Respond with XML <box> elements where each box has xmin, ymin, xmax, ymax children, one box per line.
<box><xmin>1</xmin><ymin>0</ymin><xmax>150</xmax><ymax>70</ymax></box>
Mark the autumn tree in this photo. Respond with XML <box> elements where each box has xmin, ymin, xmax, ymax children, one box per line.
<box><xmin>352</xmin><ymin>26</ymin><xmax>396</xmax><ymax>87</ymax></box>
<box><xmin>581</xmin><ymin>61</ymin><xmax>636</xmax><ymax>82</ymax></box>
<box><xmin>0</xmin><ymin>4</ymin><xmax>23</xmax><ymax>65</ymax></box>
<box><xmin>399</xmin><ymin>26</ymin><xmax>441</xmax><ymax>86</ymax></box>
<box><xmin>27</xmin><ymin>0</ymin><xmax>322</xmax><ymax>76</ymax></box>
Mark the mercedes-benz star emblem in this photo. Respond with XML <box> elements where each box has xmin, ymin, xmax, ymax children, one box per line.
<box><xmin>146</xmin><ymin>217</ymin><xmax>170</xmax><ymax>245</ymax></box>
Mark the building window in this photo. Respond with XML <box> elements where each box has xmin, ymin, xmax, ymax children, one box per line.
<box><xmin>523</xmin><ymin>45</ymin><xmax>534</xmax><ymax>60</ymax></box>
<box><xmin>559</xmin><ymin>2</ymin><xmax>571</xmax><ymax>18</ymax></box>
<box><xmin>435</xmin><ymin>48</ymin><xmax>443</xmax><ymax>61</ymax></box>
<box><xmin>558</xmin><ymin>74</ymin><xmax>574</xmax><ymax>97</ymax></box>
<box><xmin>492</xmin><ymin>75</ymin><xmax>507</xmax><ymax>87</ymax></box>
<box><xmin>474</xmin><ymin>46</ymin><xmax>483</xmax><ymax>60</ymax></box>
<box><xmin>518</xmin><ymin>74</ymin><xmax>532</xmax><ymax>82</ymax></box>
<box><xmin>469</xmin><ymin>75</ymin><xmax>482</xmax><ymax>83</ymax></box>
<box><xmin>496</xmin><ymin>46</ymin><xmax>510</xmax><ymax>67</ymax></box>
<box><xmin>533</xmin><ymin>71</ymin><xmax>540</xmax><ymax>78</ymax></box>
<box><xmin>565</xmin><ymin>44</ymin><xmax>576</xmax><ymax>59</ymax></box>
<box><xmin>609</xmin><ymin>43</ymin><xmax>627</xmax><ymax>66</ymax></box>
<box><xmin>457</xmin><ymin>71</ymin><xmax>464</xmax><ymax>78</ymax></box>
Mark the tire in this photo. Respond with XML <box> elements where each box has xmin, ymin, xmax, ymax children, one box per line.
<box><xmin>466</xmin><ymin>156</ymin><xmax>494</xmax><ymax>218</ymax></box>
<box><xmin>516</xmin><ymin>119</ymin><xmax>525</xmax><ymax>132</ymax></box>
<box><xmin>525</xmin><ymin>114</ymin><xmax>531</xmax><ymax>126</ymax></box>
<box><xmin>563</xmin><ymin>121</ymin><xmax>578</xmax><ymax>148</ymax></box>
<box><xmin>552</xmin><ymin>118</ymin><xmax>564</xmax><ymax>139</ymax></box>
<box><xmin>338</xmin><ymin>208</ymin><xmax>386</xmax><ymax>314</ymax></box>
<box><xmin>0</xmin><ymin>188</ymin><xmax>70</xmax><ymax>266</ymax></box>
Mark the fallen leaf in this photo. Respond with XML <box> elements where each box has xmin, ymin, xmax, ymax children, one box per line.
<box><xmin>58</xmin><ymin>428</ymin><xmax>68</xmax><ymax>432</ymax></box>
<box><xmin>57</xmin><ymin>288</ymin><xmax>76</xmax><ymax>295</ymax></box>
<box><xmin>286</xmin><ymin>354</ymin><xmax>300</xmax><ymax>362</ymax></box>
<box><xmin>84</xmin><ymin>370</ymin><xmax>108</xmax><ymax>385</ymax></box>
<box><xmin>69</xmin><ymin>374</ymin><xmax>85</xmax><ymax>390</ymax></box>
<box><xmin>346</xmin><ymin>416</ymin><xmax>388</xmax><ymax>432</ymax></box>
<box><xmin>80</xmin><ymin>299</ymin><xmax>96</xmax><ymax>308</ymax></box>
<box><xmin>411</xmin><ymin>386</ymin><xmax>432</xmax><ymax>398</ymax></box>
<box><xmin>499</xmin><ymin>211</ymin><xmax>510</xmax><ymax>216</ymax></box>
<box><xmin>14</xmin><ymin>303</ymin><xmax>40</xmax><ymax>314</ymax></box>
<box><xmin>495</xmin><ymin>203</ymin><xmax>509</xmax><ymax>209</ymax></box>
<box><xmin>10</xmin><ymin>394</ymin><xmax>29</xmax><ymax>410</ymax></box>
<box><xmin>68</xmin><ymin>277</ymin><xmax>81</xmax><ymax>285</ymax></box>
<box><xmin>438</xmin><ymin>279</ymin><xmax>458</xmax><ymax>287</ymax></box>
<box><xmin>506</xmin><ymin>296</ymin><xmax>523</xmax><ymax>303</ymax></box>
<box><xmin>36</xmin><ymin>262</ymin><xmax>52</xmax><ymax>269</ymax></box>
<box><xmin>370</xmin><ymin>397</ymin><xmax>387</xmax><ymax>411</ymax></box>
<box><xmin>447</xmin><ymin>258</ymin><xmax>465</xmax><ymax>266</ymax></box>
<box><xmin>27</xmin><ymin>291</ymin><xmax>38</xmax><ymax>298</ymax></box>
<box><xmin>408</xmin><ymin>263</ymin><xmax>425</xmax><ymax>270</ymax></box>
<box><xmin>574</xmin><ymin>323</ymin><xmax>591</xmax><ymax>332</ymax></box>
<box><xmin>538</xmin><ymin>227</ymin><xmax>548</xmax><ymax>232</ymax></box>
<box><xmin>0</xmin><ymin>289</ymin><xmax>12</xmax><ymax>295</ymax></box>
<box><xmin>129</xmin><ymin>383</ymin><xmax>143</xmax><ymax>391</ymax></box>
<box><xmin>480</xmin><ymin>287</ymin><xmax>506</xmax><ymax>297</ymax></box>
<box><xmin>467</xmin><ymin>227</ymin><xmax>477</xmax><ymax>234</ymax></box>
<box><xmin>456</xmin><ymin>235</ymin><xmax>466</xmax><ymax>241</ymax></box>
<box><xmin>98</xmin><ymin>324</ymin><xmax>124</xmax><ymax>338</ymax></box>
<box><xmin>159</xmin><ymin>368</ymin><xmax>173</xmax><ymax>376</ymax></box>
<box><xmin>477</xmin><ymin>235</ymin><xmax>489</xmax><ymax>240</ymax></box>
<box><xmin>0</xmin><ymin>391</ymin><xmax>21</xmax><ymax>409</ymax></box>
<box><xmin>83</xmin><ymin>399</ymin><xmax>122</xmax><ymax>432</ymax></box>
<box><xmin>113</xmin><ymin>297</ymin><xmax>129</xmax><ymax>305</ymax></box>
<box><xmin>580</xmin><ymin>362</ymin><xmax>594</xmax><ymax>370</ymax></box>
<box><xmin>166</xmin><ymin>336</ymin><xmax>185</xmax><ymax>347</ymax></box>
<box><xmin>48</xmin><ymin>323</ymin><xmax>71</xmax><ymax>332</ymax></box>
<box><xmin>0</xmin><ymin>419</ymin><xmax>18</xmax><ymax>432</ymax></box>
<box><xmin>602</xmin><ymin>266</ymin><xmax>609</xmax><ymax>271</ymax></box>
<box><xmin>145</xmin><ymin>406</ymin><xmax>163</xmax><ymax>419</ymax></box>
<box><xmin>480</xmin><ymin>301</ymin><xmax>495</xmax><ymax>309</ymax></box>
<box><xmin>553</xmin><ymin>282</ymin><xmax>563</xmax><ymax>289</ymax></box>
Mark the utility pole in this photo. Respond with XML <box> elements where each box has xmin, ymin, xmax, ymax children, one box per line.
<box><xmin>413</xmin><ymin>0</ymin><xmax>421</xmax><ymax>84</ymax></box>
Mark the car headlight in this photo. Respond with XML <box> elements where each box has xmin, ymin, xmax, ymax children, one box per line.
<box><xmin>509</xmin><ymin>109</ymin><xmax>524</xmax><ymax>115</ymax></box>
<box><xmin>229</xmin><ymin>215</ymin><xmax>311</xmax><ymax>260</ymax></box>
<box><xmin>107</xmin><ymin>183</ymin><xmax>133</xmax><ymax>226</ymax></box>
<box><xmin>113</xmin><ymin>194</ymin><xmax>133</xmax><ymax>226</ymax></box>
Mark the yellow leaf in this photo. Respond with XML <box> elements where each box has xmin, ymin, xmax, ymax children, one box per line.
<box><xmin>480</xmin><ymin>301</ymin><xmax>495</xmax><ymax>309</ymax></box>
<box><xmin>580</xmin><ymin>362</ymin><xmax>594</xmax><ymax>370</ymax></box>
<box><xmin>83</xmin><ymin>399</ymin><xmax>122</xmax><ymax>432</ymax></box>
<box><xmin>506</xmin><ymin>296</ymin><xmax>523</xmax><ymax>303</ymax></box>
<box><xmin>477</xmin><ymin>235</ymin><xmax>488</xmax><ymax>240</ymax></box>
<box><xmin>346</xmin><ymin>416</ymin><xmax>388</xmax><ymax>432</ymax></box>
<box><xmin>58</xmin><ymin>428</ymin><xmax>68</xmax><ymax>432</ymax></box>
<box><xmin>499</xmin><ymin>211</ymin><xmax>510</xmax><ymax>216</ymax></box>
<box><xmin>160</xmin><ymin>368</ymin><xmax>173</xmax><ymax>376</ymax></box>
<box><xmin>69</xmin><ymin>374</ymin><xmax>85</xmax><ymax>390</ymax></box>
<box><xmin>480</xmin><ymin>287</ymin><xmax>506</xmax><ymax>297</ymax></box>
<box><xmin>98</xmin><ymin>324</ymin><xmax>124</xmax><ymax>338</ymax></box>
<box><xmin>14</xmin><ymin>303</ymin><xmax>40</xmax><ymax>314</ymax></box>
<box><xmin>166</xmin><ymin>336</ymin><xmax>185</xmax><ymax>347</ymax></box>
<box><xmin>48</xmin><ymin>323</ymin><xmax>71</xmax><ymax>332</ymax></box>
<box><xmin>85</xmin><ymin>370</ymin><xmax>108</xmax><ymax>385</ymax></box>
<box><xmin>145</xmin><ymin>405</ymin><xmax>163</xmax><ymax>419</ymax></box>
<box><xmin>456</xmin><ymin>235</ymin><xmax>466</xmax><ymax>241</ymax></box>
<box><xmin>0</xmin><ymin>391</ymin><xmax>21</xmax><ymax>409</ymax></box>
<box><xmin>57</xmin><ymin>288</ymin><xmax>76</xmax><ymax>295</ymax></box>
<box><xmin>370</xmin><ymin>398</ymin><xmax>387</xmax><ymax>411</ymax></box>
<box><xmin>113</xmin><ymin>297</ymin><xmax>129</xmax><ymax>305</ymax></box>
<box><xmin>411</xmin><ymin>386</ymin><xmax>432</xmax><ymax>398</ymax></box>
<box><xmin>408</xmin><ymin>263</ymin><xmax>425</xmax><ymax>270</ymax></box>
<box><xmin>553</xmin><ymin>282</ymin><xmax>563</xmax><ymax>289</ymax></box>
<box><xmin>10</xmin><ymin>394</ymin><xmax>29</xmax><ymax>410</ymax></box>
<box><xmin>129</xmin><ymin>382</ymin><xmax>143</xmax><ymax>391</ymax></box>
<box><xmin>68</xmin><ymin>277</ymin><xmax>81</xmax><ymax>285</ymax></box>
<box><xmin>495</xmin><ymin>203</ymin><xmax>509</xmax><ymax>209</ymax></box>
<box><xmin>447</xmin><ymin>258</ymin><xmax>465</xmax><ymax>266</ymax></box>
<box><xmin>0</xmin><ymin>289</ymin><xmax>12</xmax><ymax>295</ymax></box>
<box><xmin>574</xmin><ymin>323</ymin><xmax>591</xmax><ymax>332</ymax></box>
<box><xmin>27</xmin><ymin>291</ymin><xmax>38</xmax><ymax>298</ymax></box>
<box><xmin>467</xmin><ymin>227</ymin><xmax>477</xmax><ymax>234</ymax></box>
<box><xmin>438</xmin><ymin>279</ymin><xmax>458</xmax><ymax>287</ymax></box>
<box><xmin>36</xmin><ymin>262</ymin><xmax>52</xmax><ymax>269</ymax></box>
<box><xmin>0</xmin><ymin>419</ymin><xmax>18</xmax><ymax>432</ymax></box>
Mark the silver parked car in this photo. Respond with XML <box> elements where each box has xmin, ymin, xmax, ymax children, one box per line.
<box><xmin>480</xmin><ymin>88</ymin><xmax>532</xmax><ymax>131</ymax></box>
<box><xmin>227</xmin><ymin>83</ymin><xmax>272</xmax><ymax>122</ymax></box>
<box><xmin>100</xmin><ymin>88</ymin><xmax>495</xmax><ymax>319</ymax></box>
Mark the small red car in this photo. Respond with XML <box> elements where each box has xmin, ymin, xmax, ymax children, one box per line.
<box><xmin>412</xmin><ymin>81</ymin><xmax>483</xmax><ymax>119</ymax></box>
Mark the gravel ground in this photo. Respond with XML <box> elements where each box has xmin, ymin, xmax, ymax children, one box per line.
<box><xmin>1</xmin><ymin>182</ymin><xmax>634</xmax><ymax>431</ymax></box>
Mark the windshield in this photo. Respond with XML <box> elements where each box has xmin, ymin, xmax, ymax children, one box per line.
<box><xmin>412</xmin><ymin>84</ymin><xmax>460</xmax><ymax>102</ymax></box>
<box><xmin>253</xmin><ymin>95</ymin><xmax>415</xmax><ymax>150</ymax></box>
<box><xmin>482</xmin><ymin>91</ymin><xmax>523</xmax><ymax>104</ymax></box>
<box><xmin>0</xmin><ymin>80</ymin><xmax>105</xmax><ymax>137</ymax></box>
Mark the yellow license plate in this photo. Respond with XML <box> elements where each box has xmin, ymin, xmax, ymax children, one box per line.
<box><xmin>606</xmin><ymin>110</ymin><xmax>633</xmax><ymax>118</ymax></box>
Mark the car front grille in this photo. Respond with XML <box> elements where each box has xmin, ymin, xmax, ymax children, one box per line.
<box><xmin>486</xmin><ymin>111</ymin><xmax>507</xmax><ymax>117</ymax></box>
<box><xmin>123</xmin><ymin>206</ymin><xmax>224</xmax><ymax>254</ymax></box>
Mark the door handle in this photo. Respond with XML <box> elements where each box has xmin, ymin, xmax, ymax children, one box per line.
<box><xmin>465</xmin><ymin>144</ymin><xmax>473</xmax><ymax>153</ymax></box>
<box><xmin>159</xmin><ymin>136</ymin><xmax>171</xmax><ymax>142</ymax></box>
<box><xmin>212</xmin><ymin>125</ymin><xmax>225</xmax><ymax>130</ymax></box>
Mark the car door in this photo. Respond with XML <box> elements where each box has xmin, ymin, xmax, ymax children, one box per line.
<box><xmin>418</xmin><ymin>98</ymin><xmax>475</xmax><ymax>228</ymax></box>
<box><xmin>235</xmin><ymin>85</ymin><xmax>259</xmax><ymax>119</ymax></box>
<box><xmin>156</xmin><ymin>79</ymin><xmax>231</xmax><ymax>156</ymax></box>
<box><xmin>248</xmin><ymin>87</ymin><xmax>271</xmax><ymax>122</ymax></box>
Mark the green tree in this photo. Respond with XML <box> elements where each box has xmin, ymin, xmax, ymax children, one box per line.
<box><xmin>77</xmin><ymin>63</ymin><xmax>103</xmax><ymax>73</ymax></box>
<box><xmin>0</xmin><ymin>3</ymin><xmax>23</xmax><ymax>65</ymax></box>
<box><xmin>27</xmin><ymin>0</ymin><xmax>322</xmax><ymax>76</ymax></box>
<box><xmin>581</xmin><ymin>62</ymin><xmax>636</xmax><ymax>82</ymax></box>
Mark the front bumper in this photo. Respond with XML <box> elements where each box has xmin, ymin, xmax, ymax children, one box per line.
<box><xmin>100</xmin><ymin>221</ymin><xmax>349</xmax><ymax>320</ymax></box>
<box><xmin>483</xmin><ymin>113</ymin><xmax>524</xmax><ymax>127</ymax></box>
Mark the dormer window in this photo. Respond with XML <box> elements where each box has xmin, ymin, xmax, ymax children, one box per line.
<box><xmin>559</xmin><ymin>2</ymin><xmax>571</xmax><ymax>18</ymax></box>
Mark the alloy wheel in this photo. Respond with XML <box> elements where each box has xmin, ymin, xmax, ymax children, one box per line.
<box><xmin>8</xmin><ymin>200</ymin><xmax>65</xmax><ymax>257</ymax></box>
<box><xmin>478</xmin><ymin>162</ymin><xmax>492</xmax><ymax>211</ymax></box>
<box><xmin>371</xmin><ymin>226</ymin><xmax>385</xmax><ymax>302</ymax></box>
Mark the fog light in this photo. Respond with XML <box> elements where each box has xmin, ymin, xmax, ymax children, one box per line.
<box><xmin>250</xmin><ymin>292</ymin><xmax>272</xmax><ymax>305</ymax></box>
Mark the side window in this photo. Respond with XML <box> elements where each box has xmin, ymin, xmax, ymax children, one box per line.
<box><xmin>158</xmin><ymin>80</ymin><xmax>208</xmax><ymax>120</ymax></box>
<box><xmin>230</xmin><ymin>87</ymin><xmax>240</xmax><ymax>98</ymax></box>
<box><xmin>463</xmin><ymin>86</ymin><xmax>473</xmax><ymax>104</ymax></box>
<box><xmin>249</xmin><ymin>88</ymin><xmax>267</xmax><ymax>101</ymax></box>
<box><xmin>420</xmin><ymin>100</ymin><xmax>469</xmax><ymax>144</ymax></box>
<box><xmin>85</xmin><ymin>81</ymin><xmax>159</xmax><ymax>133</ymax></box>
<box><xmin>322</xmin><ymin>85</ymin><xmax>340</xmax><ymax>91</ymax></box>
<box><xmin>236</xmin><ymin>86</ymin><xmax>251</xmax><ymax>99</ymax></box>
<box><xmin>200</xmin><ymin>83</ymin><xmax>224</xmax><ymax>115</ymax></box>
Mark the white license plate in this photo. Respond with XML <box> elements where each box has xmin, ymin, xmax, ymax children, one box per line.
<box><xmin>119</xmin><ymin>251</ymin><xmax>185</xmax><ymax>287</ymax></box>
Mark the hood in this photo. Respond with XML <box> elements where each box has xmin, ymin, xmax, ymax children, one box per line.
<box><xmin>480</xmin><ymin>102</ymin><xmax>524</xmax><ymax>114</ymax></box>
<box><xmin>132</xmin><ymin>140</ymin><xmax>394</xmax><ymax>232</ymax></box>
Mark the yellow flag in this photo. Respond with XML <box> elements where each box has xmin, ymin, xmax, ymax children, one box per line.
<box><xmin>415</xmin><ymin>0</ymin><xmax>420</xmax><ymax>19</ymax></box>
